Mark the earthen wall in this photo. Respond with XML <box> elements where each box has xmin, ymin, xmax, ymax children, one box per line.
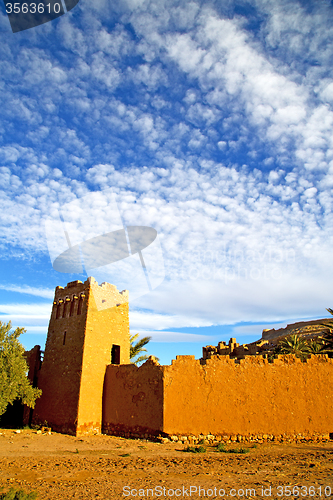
<box><xmin>102</xmin><ymin>358</ymin><xmax>163</xmax><ymax>438</ymax></box>
<box><xmin>163</xmin><ymin>354</ymin><xmax>333</xmax><ymax>438</ymax></box>
<box><xmin>102</xmin><ymin>354</ymin><xmax>333</xmax><ymax>441</ymax></box>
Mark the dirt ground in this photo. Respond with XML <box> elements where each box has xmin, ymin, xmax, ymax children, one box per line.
<box><xmin>0</xmin><ymin>429</ymin><xmax>332</xmax><ymax>499</ymax></box>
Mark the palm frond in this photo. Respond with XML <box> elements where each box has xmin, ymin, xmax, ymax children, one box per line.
<box><xmin>130</xmin><ymin>334</ymin><xmax>159</xmax><ymax>365</ymax></box>
<box><xmin>276</xmin><ymin>334</ymin><xmax>309</xmax><ymax>359</ymax></box>
<box><xmin>132</xmin><ymin>354</ymin><xmax>150</xmax><ymax>365</ymax></box>
<box><xmin>305</xmin><ymin>339</ymin><xmax>326</xmax><ymax>354</ymax></box>
<box><xmin>130</xmin><ymin>336</ymin><xmax>151</xmax><ymax>359</ymax></box>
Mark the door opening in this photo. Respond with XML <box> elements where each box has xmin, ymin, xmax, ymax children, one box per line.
<box><xmin>111</xmin><ymin>344</ymin><xmax>121</xmax><ymax>364</ymax></box>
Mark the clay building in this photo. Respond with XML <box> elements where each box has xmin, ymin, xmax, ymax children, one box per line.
<box><xmin>28</xmin><ymin>277</ymin><xmax>129</xmax><ymax>435</ymax></box>
<box><xmin>25</xmin><ymin>278</ymin><xmax>333</xmax><ymax>443</ymax></box>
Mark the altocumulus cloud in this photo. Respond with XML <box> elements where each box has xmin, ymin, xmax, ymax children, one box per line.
<box><xmin>0</xmin><ymin>0</ymin><xmax>333</xmax><ymax>337</ymax></box>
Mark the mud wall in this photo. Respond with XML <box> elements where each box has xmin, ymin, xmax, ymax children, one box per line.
<box><xmin>102</xmin><ymin>358</ymin><xmax>163</xmax><ymax>437</ymax></box>
<box><xmin>102</xmin><ymin>354</ymin><xmax>333</xmax><ymax>439</ymax></box>
<box><xmin>163</xmin><ymin>354</ymin><xmax>333</xmax><ymax>437</ymax></box>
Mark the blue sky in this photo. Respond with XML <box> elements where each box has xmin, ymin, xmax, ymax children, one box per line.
<box><xmin>0</xmin><ymin>0</ymin><xmax>333</xmax><ymax>365</ymax></box>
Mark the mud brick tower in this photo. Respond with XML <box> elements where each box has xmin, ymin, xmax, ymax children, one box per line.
<box><xmin>32</xmin><ymin>277</ymin><xmax>130</xmax><ymax>435</ymax></box>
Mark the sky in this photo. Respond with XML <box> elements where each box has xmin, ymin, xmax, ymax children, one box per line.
<box><xmin>0</xmin><ymin>0</ymin><xmax>333</xmax><ymax>365</ymax></box>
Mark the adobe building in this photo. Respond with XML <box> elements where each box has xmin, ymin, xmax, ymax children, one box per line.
<box><xmin>25</xmin><ymin>278</ymin><xmax>333</xmax><ymax>443</ymax></box>
<box><xmin>28</xmin><ymin>277</ymin><xmax>129</xmax><ymax>435</ymax></box>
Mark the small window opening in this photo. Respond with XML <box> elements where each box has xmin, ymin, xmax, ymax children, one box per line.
<box><xmin>77</xmin><ymin>297</ymin><xmax>83</xmax><ymax>315</ymax></box>
<box><xmin>111</xmin><ymin>344</ymin><xmax>121</xmax><ymax>364</ymax></box>
<box><xmin>63</xmin><ymin>331</ymin><xmax>67</xmax><ymax>346</ymax></box>
<box><xmin>56</xmin><ymin>303</ymin><xmax>61</xmax><ymax>319</ymax></box>
<box><xmin>69</xmin><ymin>299</ymin><xmax>75</xmax><ymax>317</ymax></box>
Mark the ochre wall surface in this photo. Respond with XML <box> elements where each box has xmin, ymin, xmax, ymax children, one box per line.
<box><xmin>32</xmin><ymin>278</ymin><xmax>130</xmax><ymax>435</ymax></box>
<box><xmin>77</xmin><ymin>279</ymin><xmax>130</xmax><ymax>434</ymax></box>
<box><xmin>162</xmin><ymin>354</ymin><xmax>333</xmax><ymax>437</ymax></box>
<box><xmin>102</xmin><ymin>358</ymin><xmax>163</xmax><ymax>437</ymax></box>
<box><xmin>102</xmin><ymin>354</ymin><xmax>333</xmax><ymax>439</ymax></box>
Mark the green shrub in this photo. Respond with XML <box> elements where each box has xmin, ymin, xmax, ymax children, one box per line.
<box><xmin>183</xmin><ymin>445</ymin><xmax>206</xmax><ymax>453</ymax></box>
<box><xmin>0</xmin><ymin>488</ymin><xmax>38</xmax><ymax>499</ymax></box>
<box><xmin>216</xmin><ymin>443</ymin><xmax>249</xmax><ymax>454</ymax></box>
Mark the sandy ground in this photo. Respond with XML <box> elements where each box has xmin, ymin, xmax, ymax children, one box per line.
<box><xmin>0</xmin><ymin>429</ymin><xmax>332</xmax><ymax>499</ymax></box>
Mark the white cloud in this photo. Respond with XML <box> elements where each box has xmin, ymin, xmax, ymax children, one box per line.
<box><xmin>0</xmin><ymin>285</ymin><xmax>54</xmax><ymax>299</ymax></box>
<box><xmin>1</xmin><ymin>0</ymin><xmax>333</xmax><ymax>335</ymax></box>
<box><xmin>133</xmin><ymin>330</ymin><xmax>211</xmax><ymax>342</ymax></box>
<box><xmin>21</xmin><ymin>326</ymin><xmax>48</xmax><ymax>335</ymax></box>
<box><xmin>131</xmin><ymin>271</ymin><xmax>333</xmax><ymax>328</ymax></box>
<box><xmin>0</xmin><ymin>303</ymin><xmax>51</xmax><ymax>316</ymax></box>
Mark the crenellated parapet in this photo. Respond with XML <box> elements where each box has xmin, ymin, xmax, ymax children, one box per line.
<box><xmin>50</xmin><ymin>277</ymin><xmax>129</xmax><ymax>320</ymax></box>
<box><xmin>51</xmin><ymin>280</ymin><xmax>87</xmax><ymax>320</ymax></box>
<box><xmin>88</xmin><ymin>276</ymin><xmax>128</xmax><ymax>311</ymax></box>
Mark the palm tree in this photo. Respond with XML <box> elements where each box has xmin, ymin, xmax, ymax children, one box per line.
<box><xmin>319</xmin><ymin>308</ymin><xmax>333</xmax><ymax>354</ymax></box>
<box><xmin>320</xmin><ymin>308</ymin><xmax>333</xmax><ymax>332</ymax></box>
<box><xmin>130</xmin><ymin>334</ymin><xmax>159</xmax><ymax>366</ymax></box>
<box><xmin>305</xmin><ymin>339</ymin><xmax>327</xmax><ymax>354</ymax></box>
<box><xmin>276</xmin><ymin>334</ymin><xmax>309</xmax><ymax>360</ymax></box>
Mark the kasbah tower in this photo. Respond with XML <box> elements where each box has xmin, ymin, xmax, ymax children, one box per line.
<box><xmin>31</xmin><ymin>277</ymin><xmax>130</xmax><ymax>435</ymax></box>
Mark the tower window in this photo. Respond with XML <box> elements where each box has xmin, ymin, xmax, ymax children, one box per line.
<box><xmin>63</xmin><ymin>331</ymin><xmax>67</xmax><ymax>345</ymax></box>
<box><xmin>111</xmin><ymin>344</ymin><xmax>120</xmax><ymax>364</ymax></box>
<box><xmin>56</xmin><ymin>303</ymin><xmax>61</xmax><ymax>319</ymax></box>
